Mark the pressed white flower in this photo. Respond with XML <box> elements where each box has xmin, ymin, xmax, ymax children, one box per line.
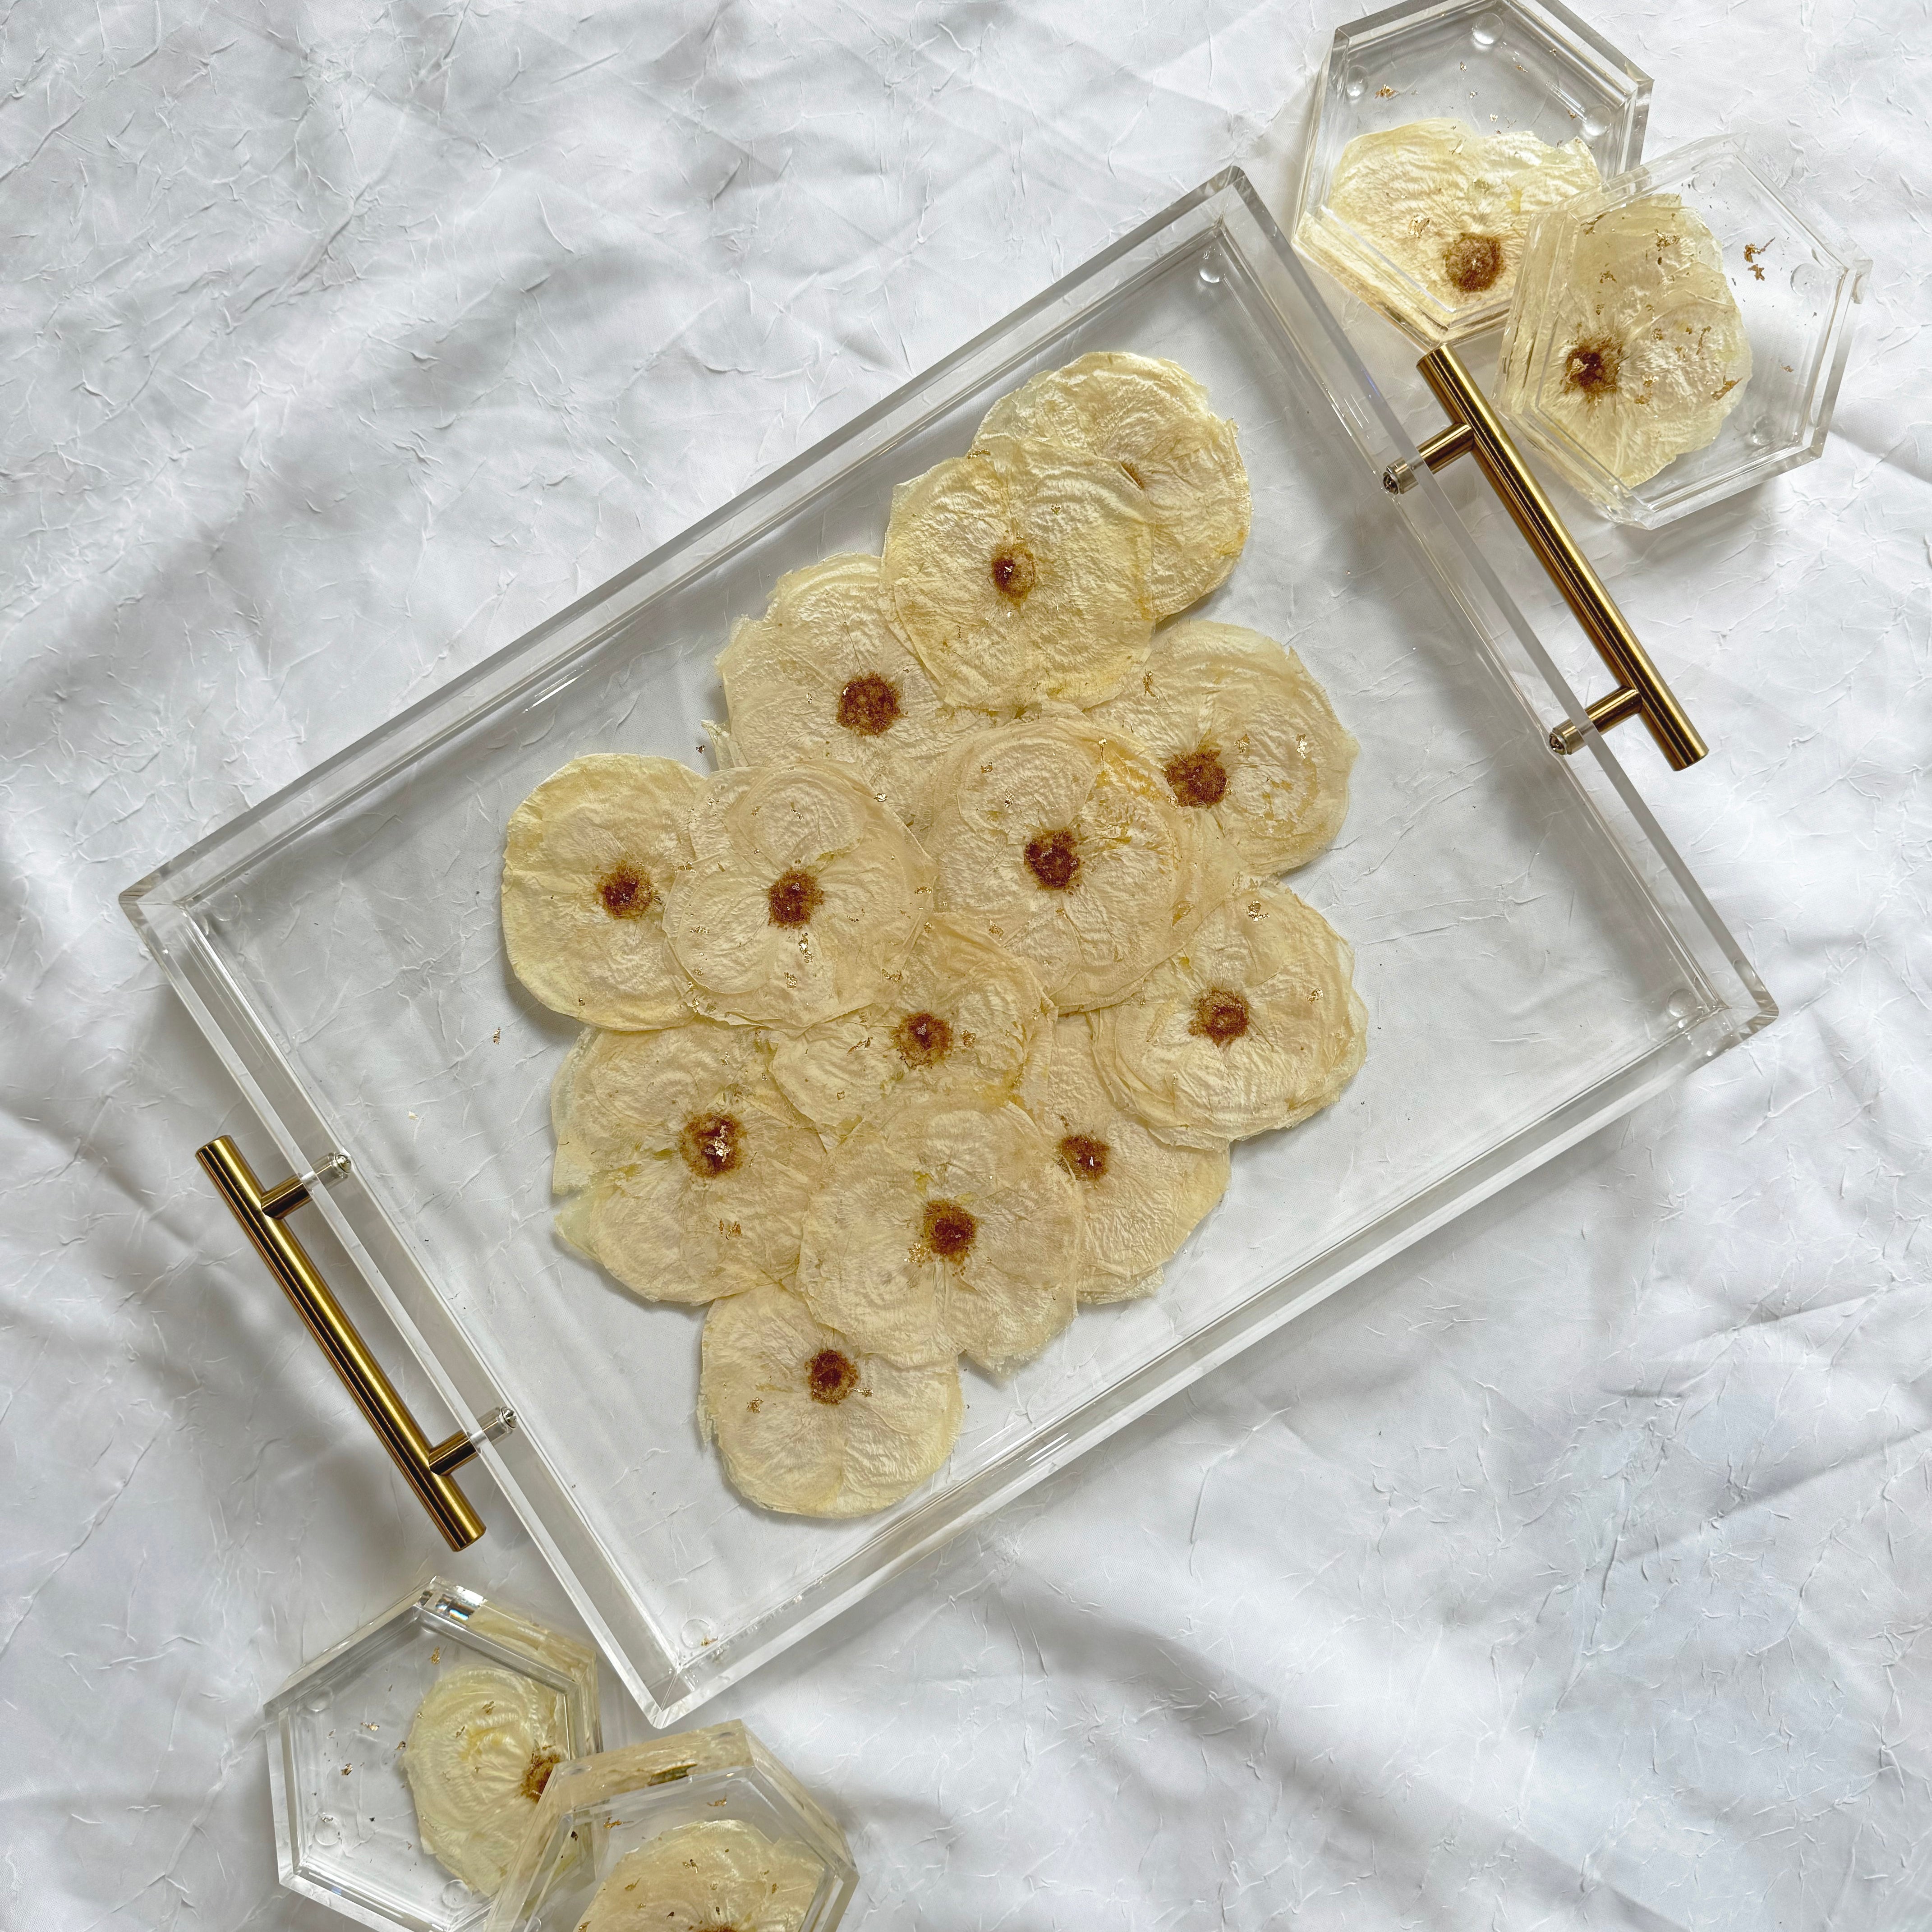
<box><xmin>914</xmin><ymin>713</ymin><xmax>1231</xmax><ymax>1012</ymax></box>
<box><xmin>554</xmin><ymin>1023</ymin><xmax>826</xmax><ymax>1301</ymax></box>
<box><xmin>501</xmin><ymin>754</ymin><xmax>704</xmax><ymax>1030</ymax></box>
<box><xmin>663</xmin><ymin>760</ymin><xmax>936</xmax><ymax>1032</ymax></box>
<box><xmin>1087</xmin><ymin>620</ymin><xmax>1357</xmax><ymax>876</ymax></box>
<box><xmin>1306</xmin><ymin>119</ymin><xmax>1602</xmax><ymax>330</ymax></box>
<box><xmin>1512</xmin><ymin>194</ymin><xmax>1752</xmax><ymax>486</ymax></box>
<box><xmin>879</xmin><ymin>433</ymin><xmax>1152</xmax><ymax>711</ymax></box>
<box><xmin>1031</xmin><ymin>1015</ymin><xmax>1230</xmax><ymax>1303</ymax></box>
<box><xmin>553</xmin><ymin>1020</ymin><xmax>746</xmax><ymax>1195</ymax></box>
<box><xmin>402</xmin><ymin>1665</ymin><xmax>567</xmax><ymax>1898</ymax></box>
<box><xmin>715</xmin><ymin>552</ymin><xmax>988</xmax><ymax>821</ymax></box>
<box><xmin>572</xmin><ymin>1818</ymin><xmax>823</xmax><ymax>1932</ymax></box>
<box><xmin>1092</xmin><ymin>884</ymin><xmax>1368</xmax><ymax>1150</ymax></box>
<box><xmin>769</xmin><ymin>915</ymin><xmax>1052</xmax><ymax>1145</ymax></box>
<box><xmin>799</xmin><ymin>1094</ymin><xmax>1082</xmax><ymax>1375</ymax></box>
<box><xmin>975</xmin><ymin>352</ymin><xmax>1250</xmax><ymax>616</ymax></box>
<box><xmin>699</xmin><ymin>1283</ymin><xmax>963</xmax><ymax>1517</ymax></box>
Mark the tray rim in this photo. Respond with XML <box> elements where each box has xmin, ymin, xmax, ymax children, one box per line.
<box><xmin>123</xmin><ymin>166</ymin><xmax>1776</xmax><ymax>1725</ymax></box>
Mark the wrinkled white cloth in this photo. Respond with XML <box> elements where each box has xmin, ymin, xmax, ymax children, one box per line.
<box><xmin>2</xmin><ymin>3</ymin><xmax>1927</xmax><ymax>1927</ymax></box>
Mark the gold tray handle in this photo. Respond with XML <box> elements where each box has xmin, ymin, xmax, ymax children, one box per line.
<box><xmin>197</xmin><ymin>1135</ymin><xmax>511</xmax><ymax>1550</ymax></box>
<box><xmin>1382</xmin><ymin>345</ymin><xmax>1707</xmax><ymax>772</ymax></box>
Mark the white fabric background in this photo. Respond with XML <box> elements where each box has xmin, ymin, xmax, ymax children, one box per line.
<box><xmin>2</xmin><ymin>2</ymin><xmax>1926</xmax><ymax>1926</ymax></box>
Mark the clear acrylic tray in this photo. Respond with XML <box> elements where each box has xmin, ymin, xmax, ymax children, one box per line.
<box><xmin>124</xmin><ymin>169</ymin><xmax>1773</xmax><ymax>1726</ymax></box>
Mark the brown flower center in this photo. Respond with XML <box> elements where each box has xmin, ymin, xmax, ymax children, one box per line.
<box><xmin>1189</xmin><ymin>988</ymin><xmax>1251</xmax><ymax>1045</ymax></box>
<box><xmin>1024</xmin><ymin>828</ymin><xmax>1080</xmax><ymax>891</ymax></box>
<box><xmin>767</xmin><ymin>867</ymin><xmax>824</xmax><ymax>927</ymax></box>
<box><xmin>806</xmin><ymin>1348</ymin><xmax>860</xmax><ymax>1405</ymax></box>
<box><xmin>1164</xmin><ymin>745</ymin><xmax>1228</xmax><ymax>808</ymax></box>
<box><xmin>520</xmin><ymin>1748</ymin><xmax>561</xmax><ymax>1801</ymax></box>
<box><xmin>893</xmin><ymin>1010</ymin><xmax>953</xmax><ymax>1068</ymax></box>
<box><xmin>1444</xmin><ymin>232</ymin><xmax>1504</xmax><ymax>293</ymax></box>
<box><xmin>1058</xmin><ymin>1133</ymin><xmax>1109</xmax><ymax>1183</ymax></box>
<box><xmin>921</xmin><ymin>1198</ymin><xmax>977</xmax><ymax>1261</ymax></box>
<box><xmin>835</xmin><ymin>671</ymin><xmax>902</xmax><ymax>736</ymax></box>
<box><xmin>679</xmin><ymin>1112</ymin><xmax>743</xmax><ymax>1178</ymax></box>
<box><xmin>990</xmin><ymin>546</ymin><xmax>1037</xmax><ymax>599</ymax></box>
<box><xmin>1564</xmin><ymin>337</ymin><xmax>1622</xmax><ymax>399</ymax></box>
<box><xmin>597</xmin><ymin>865</ymin><xmax>653</xmax><ymax>919</ymax></box>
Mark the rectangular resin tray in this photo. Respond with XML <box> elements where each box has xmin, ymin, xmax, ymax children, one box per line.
<box><xmin>124</xmin><ymin>170</ymin><xmax>1773</xmax><ymax>1725</ymax></box>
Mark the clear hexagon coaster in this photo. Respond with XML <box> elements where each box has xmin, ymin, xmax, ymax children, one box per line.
<box><xmin>1293</xmin><ymin>0</ymin><xmax>1650</xmax><ymax>347</ymax></box>
<box><xmin>1496</xmin><ymin>134</ymin><xmax>1870</xmax><ymax>527</ymax></box>
<box><xmin>265</xmin><ymin>1579</ymin><xmax>602</xmax><ymax>1932</ymax></box>
<box><xmin>485</xmin><ymin>1722</ymin><xmax>857</xmax><ymax>1932</ymax></box>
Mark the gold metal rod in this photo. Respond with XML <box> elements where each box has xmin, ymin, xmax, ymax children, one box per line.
<box><xmin>428</xmin><ymin>1431</ymin><xmax>482</xmax><ymax>1477</ymax></box>
<box><xmin>197</xmin><ymin>1136</ymin><xmax>486</xmax><ymax>1550</ymax></box>
<box><xmin>1549</xmin><ymin>682</ymin><xmax>1644</xmax><ymax>755</ymax></box>
<box><xmin>1381</xmin><ymin>421</ymin><xmax>1477</xmax><ymax>497</ymax></box>
<box><xmin>1416</xmin><ymin>345</ymin><xmax>1707</xmax><ymax>773</ymax></box>
<box><xmin>258</xmin><ymin>1174</ymin><xmax>309</xmax><ymax>1219</ymax></box>
<box><xmin>1416</xmin><ymin>419</ymin><xmax>1477</xmax><ymax>473</ymax></box>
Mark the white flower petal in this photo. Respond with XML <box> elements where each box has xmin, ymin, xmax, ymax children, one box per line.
<box><xmin>1512</xmin><ymin>194</ymin><xmax>1753</xmax><ymax>486</ymax></box>
<box><xmin>700</xmin><ymin>1284</ymin><xmax>962</xmax><ymax>1517</ymax></box>
<box><xmin>718</xmin><ymin>552</ymin><xmax>991</xmax><ymax>821</ymax></box>
<box><xmin>403</xmin><ymin>1666</ymin><xmax>566</xmax><ymax>1899</ymax></box>
<box><xmin>501</xmin><ymin>754</ymin><xmax>704</xmax><ymax>1030</ymax></box>
<box><xmin>572</xmin><ymin>1818</ymin><xmax>823</xmax><ymax>1932</ymax></box>
<box><xmin>1088</xmin><ymin>621</ymin><xmax>1357</xmax><ymax>876</ymax></box>
<box><xmin>1302</xmin><ymin>118</ymin><xmax>1602</xmax><ymax>332</ymax></box>
<box><xmin>664</xmin><ymin>761</ymin><xmax>936</xmax><ymax>1031</ymax></box>
<box><xmin>914</xmin><ymin>714</ymin><xmax>1233</xmax><ymax>1012</ymax></box>
<box><xmin>553</xmin><ymin>1024</ymin><xmax>826</xmax><ymax>1301</ymax></box>
<box><xmin>1091</xmin><ymin>884</ymin><xmax>1368</xmax><ymax>1149</ymax></box>
<box><xmin>975</xmin><ymin>353</ymin><xmax>1250</xmax><ymax>616</ymax></box>
<box><xmin>799</xmin><ymin>1094</ymin><xmax>1083</xmax><ymax>1375</ymax></box>
<box><xmin>1031</xmin><ymin>1016</ymin><xmax>1230</xmax><ymax>1302</ymax></box>
<box><xmin>880</xmin><ymin>434</ymin><xmax>1152</xmax><ymax>710</ymax></box>
<box><xmin>770</xmin><ymin>916</ymin><xmax>1052</xmax><ymax>1145</ymax></box>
